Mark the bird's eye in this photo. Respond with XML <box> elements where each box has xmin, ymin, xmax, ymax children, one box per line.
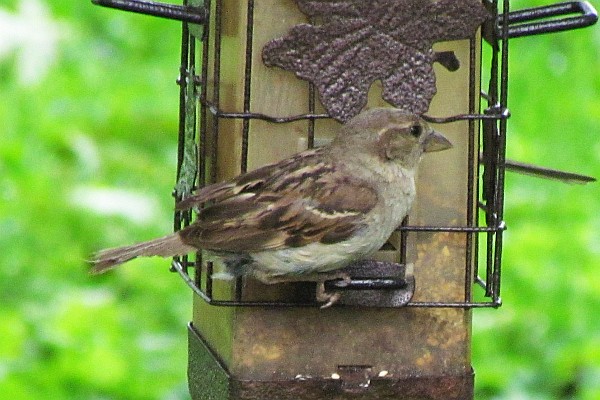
<box><xmin>410</xmin><ymin>125</ymin><xmax>422</xmax><ymax>137</ymax></box>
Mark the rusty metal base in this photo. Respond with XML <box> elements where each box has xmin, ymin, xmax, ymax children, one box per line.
<box><xmin>187</xmin><ymin>323</ymin><xmax>474</xmax><ymax>400</ymax></box>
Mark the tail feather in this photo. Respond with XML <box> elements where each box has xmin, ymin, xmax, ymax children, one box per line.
<box><xmin>91</xmin><ymin>233</ymin><xmax>196</xmax><ymax>274</ymax></box>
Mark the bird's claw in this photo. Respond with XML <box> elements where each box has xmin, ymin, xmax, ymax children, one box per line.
<box><xmin>316</xmin><ymin>273</ymin><xmax>351</xmax><ymax>308</ymax></box>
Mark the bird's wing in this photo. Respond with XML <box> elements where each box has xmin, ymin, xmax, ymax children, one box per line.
<box><xmin>175</xmin><ymin>149</ymin><xmax>322</xmax><ymax>210</ymax></box>
<box><xmin>177</xmin><ymin>151</ymin><xmax>379</xmax><ymax>253</ymax></box>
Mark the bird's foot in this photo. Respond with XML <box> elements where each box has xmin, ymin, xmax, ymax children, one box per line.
<box><xmin>316</xmin><ymin>272</ymin><xmax>351</xmax><ymax>308</ymax></box>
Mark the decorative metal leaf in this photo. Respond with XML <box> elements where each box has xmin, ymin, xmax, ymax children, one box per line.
<box><xmin>262</xmin><ymin>0</ymin><xmax>489</xmax><ymax>122</ymax></box>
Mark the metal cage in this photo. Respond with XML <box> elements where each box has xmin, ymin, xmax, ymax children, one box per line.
<box><xmin>93</xmin><ymin>0</ymin><xmax>597</xmax><ymax>309</ymax></box>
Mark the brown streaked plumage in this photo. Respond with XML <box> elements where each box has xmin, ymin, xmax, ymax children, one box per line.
<box><xmin>175</xmin><ymin>152</ymin><xmax>378</xmax><ymax>253</ymax></box>
<box><xmin>91</xmin><ymin>108</ymin><xmax>452</xmax><ymax>299</ymax></box>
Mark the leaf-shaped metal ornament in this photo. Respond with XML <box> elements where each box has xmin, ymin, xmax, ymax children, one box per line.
<box><xmin>262</xmin><ymin>0</ymin><xmax>489</xmax><ymax>122</ymax></box>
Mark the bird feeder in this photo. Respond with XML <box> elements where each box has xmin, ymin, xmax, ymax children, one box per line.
<box><xmin>92</xmin><ymin>0</ymin><xmax>597</xmax><ymax>399</ymax></box>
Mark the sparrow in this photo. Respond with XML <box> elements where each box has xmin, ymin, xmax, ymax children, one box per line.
<box><xmin>91</xmin><ymin>108</ymin><xmax>452</xmax><ymax>305</ymax></box>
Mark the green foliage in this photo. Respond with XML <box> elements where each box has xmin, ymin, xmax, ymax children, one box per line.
<box><xmin>1</xmin><ymin>0</ymin><xmax>188</xmax><ymax>398</ymax></box>
<box><xmin>0</xmin><ymin>0</ymin><xmax>598</xmax><ymax>399</ymax></box>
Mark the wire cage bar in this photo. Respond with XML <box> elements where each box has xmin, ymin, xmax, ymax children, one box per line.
<box><xmin>92</xmin><ymin>0</ymin><xmax>597</xmax><ymax>309</ymax></box>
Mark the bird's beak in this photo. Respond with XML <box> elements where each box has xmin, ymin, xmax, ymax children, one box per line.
<box><xmin>423</xmin><ymin>130</ymin><xmax>452</xmax><ymax>153</ymax></box>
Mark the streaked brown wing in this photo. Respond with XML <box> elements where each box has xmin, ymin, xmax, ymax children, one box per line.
<box><xmin>175</xmin><ymin>181</ymin><xmax>234</xmax><ymax>210</ymax></box>
<box><xmin>175</xmin><ymin>148</ymin><xmax>323</xmax><ymax>211</ymax></box>
<box><xmin>177</xmin><ymin>153</ymin><xmax>378</xmax><ymax>253</ymax></box>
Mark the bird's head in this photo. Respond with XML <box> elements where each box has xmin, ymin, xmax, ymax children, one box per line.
<box><xmin>334</xmin><ymin>108</ymin><xmax>452</xmax><ymax>168</ymax></box>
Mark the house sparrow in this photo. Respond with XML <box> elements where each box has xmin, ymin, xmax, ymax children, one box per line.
<box><xmin>91</xmin><ymin>108</ymin><xmax>452</xmax><ymax>305</ymax></box>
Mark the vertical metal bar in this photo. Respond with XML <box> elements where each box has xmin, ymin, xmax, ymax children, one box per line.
<box><xmin>399</xmin><ymin>216</ymin><xmax>409</xmax><ymax>266</ymax></box>
<box><xmin>483</xmin><ymin>124</ymin><xmax>495</xmax><ymax>297</ymax></box>
<box><xmin>204</xmin><ymin>0</ymin><xmax>222</xmax><ymax>298</ymax></box>
<box><xmin>210</xmin><ymin>0</ymin><xmax>222</xmax><ymax>185</ymax></box>
<box><xmin>307</xmin><ymin>83</ymin><xmax>316</xmax><ymax>149</ymax></box>
<box><xmin>187</xmin><ymin>13</ymin><xmax>198</xmax><ymax>279</ymax></box>
<box><xmin>464</xmin><ymin>35</ymin><xmax>479</xmax><ymax>304</ymax></box>
<box><xmin>199</xmin><ymin>0</ymin><xmax>211</xmax><ymax>192</ymax></box>
<box><xmin>240</xmin><ymin>0</ymin><xmax>254</xmax><ymax>174</ymax></box>
<box><xmin>186</xmin><ymin>30</ymin><xmax>198</xmax><ymax>279</ymax></box>
<box><xmin>306</xmin><ymin>16</ymin><xmax>317</xmax><ymax>150</ymax></box>
<box><xmin>484</xmin><ymin>0</ymin><xmax>500</xmax><ymax>298</ymax></box>
<box><xmin>485</xmin><ymin>233</ymin><xmax>495</xmax><ymax>296</ymax></box>
<box><xmin>206</xmin><ymin>261</ymin><xmax>214</xmax><ymax>299</ymax></box>
<box><xmin>174</xmin><ymin>4</ymin><xmax>191</xmax><ymax>276</ymax></box>
<box><xmin>196</xmin><ymin>0</ymin><xmax>212</xmax><ymax>292</ymax></box>
<box><xmin>233</xmin><ymin>0</ymin><xmax>256</xmax><ymax>302</ymax></box>
<box><xmin>493</xmin><ymin>0</ymin><xmax>511</xmax><ymax>301</ymax></box>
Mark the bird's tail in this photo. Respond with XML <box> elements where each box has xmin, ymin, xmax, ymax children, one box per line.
<box><xmin>91</xmin><ymin>233</ymin><xmax>196</xmax><ymax>274</ymax></box>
